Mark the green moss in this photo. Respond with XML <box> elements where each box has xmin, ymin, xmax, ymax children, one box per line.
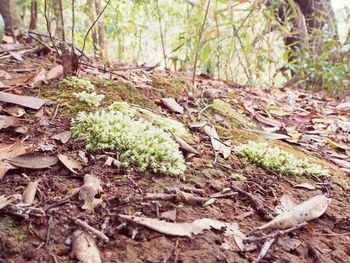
<box><xmin>210</xmin><ymin>99</ymin><xmax>255</xmax><ymax>129</ymax></box>
<box><xmin>214</xmin><ymin>125</ymin><xmax>262</xmax><ymax>145</ymax></box>
<box><xmin>0</xmin><ymin>217</ymin><xmax>27</xmax><ymax>256</ymax></box>
<box><xmin>151</xmin><ymin>75</ymin><xmax>194</xmax><ymax>97</ymax></box>
<box><xmin>59</xmin><ymin>76</ymin><xmax>95</xmax><ymax>91</ymax></box>
<box><xmin>30</xmin><ymin>79</ymin><xmax>157</xmax><ymax>116</ymax></box>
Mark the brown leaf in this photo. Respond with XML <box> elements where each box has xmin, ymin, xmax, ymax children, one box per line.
<box><xmin>293</xmin><ymin>114</ymin><xmax>312</xmax><ymax>123</ymax></box>
<box><xmin>203</xmin><ymin>126</ymin><xmax>231</xmax><ymax>158</ymax></box>
<box><xmin>0</xmin><ymin>141</ymin><xmax>28</xmax><ymax>179</ymax></box>
<box><xmin>258</xmin><ymin>195</ymin><xmax>330</xmax><ymax>230</ymax></box>
<box><xmin>0</xmin><ymin>92</ymin><xmax>46</xmax><ymax>110</ymax></box>
<box><xmin>161</xmin><ymin>98</ymin><xmax>184</xmax><ymax>114</ymax></box>
<box><xmin>52</xmin><ymin>131</ymin><xmax>71</xmax><ymax>144</ymax></box>
<box><xmin>23</xmin><ymin>179</ymin><xmax>40</xmax><ymax>205</ymax></box>
<box><xmin>71</xmin><ymin>230</ymin><xmax>101</xmax><ymax>263</ymax></box>
<box><xmin>58</xmin><ymin>154</ymin><xmax>82</xmax><ymax>174</ymax></box>
<box><xmin>0</xmin><ymin>115</ymin><xmax>19</xmax><ymax>129</ymax></box>
<box><xmin>330</xmin><ymin>158</ymin><xmax>350</xmax><ymax>169</ymax></box>
<box><xmin>336</xmin><ymin>101</ymin><xmax>350</xmax><ymax>112</ymax></box>
<box><xmin>8</xmin><ymin>154</ymin><xmax>58</xmax><ymax>169</ymax></box>
<box><xmin>46</xmin><ymin>65</ymin><xmax>64</xmax><ymax>80</ymax></box>
<box><xmin>255</xmin><ymin>113</ymin><xmax>283</xmax><ymax>128</ymax></box>
<box><xmin>247</xmin><ymin>129</ymin><xmax>291</xmax><ymax>140</ymax></box>
<box><xmin>293</xmin><ymin>183</ymin><xmax>316</xmax><ymax>190</ymax></box>
<box><xmin>3</xmin><ymin>106</ymin><xmax>26</xmax><ymax>117</ymax></box>
<box><xmin>174</xmin><ymin>136</ymin><xmax>199</xmax><ymax>155</ymax></box>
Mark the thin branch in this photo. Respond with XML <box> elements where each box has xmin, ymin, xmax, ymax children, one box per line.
<box><xmin>156</xmin><ymin>0</ymin><xmax>167</xmax><ymax>66</ymax></box>
<box><xmin>81</xmin><ymin>0</ymin><xmax>111</xmax><ymax>57</ymax></box>
<box><xmin>43</xmin><ymin>0</ymin><xmax>59</xmax><ymax>54</ymax></box>
<box><xmin>192</xmin><ymin>0</ymin><xmax>211</xmax><ymax>85</ymax></box>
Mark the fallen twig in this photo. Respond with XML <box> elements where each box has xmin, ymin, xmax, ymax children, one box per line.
<box><xmin>145</xmin><ymin>191</ymin><xmax>209</xmax><ymax>205</ymax></box>
<box><xmin>245</xmin><ymin>222</ymin><xmax>308</xmax><ymax>244</ymax></box>
<box><xmin>75</xmin><ymin>218</ymin><xmax>109</xmax><ymax>242</ymax></box>
<box><xmin>252</xmin><ymin>238</ymin><xmax>276</xmax><ymax>263</ymax></box>
<box><xmin>230</xmin><ymin>184</ymin><xmax>272</xmax><ymax>220</ymax></box>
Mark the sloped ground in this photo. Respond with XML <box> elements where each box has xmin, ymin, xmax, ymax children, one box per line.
<box><xmin>1</xmin><ymin>42</ymin><xmax>350</xmax><ymax>263</ymax></box>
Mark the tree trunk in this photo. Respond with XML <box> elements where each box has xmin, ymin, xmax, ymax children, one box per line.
<box><xmin>95</xmin><ymin>0</ymin><xmax>107</xmax><ymax>62</ymax></box>
<box><xmin>29</xmin><ymin>0</ymin><xmax>38</xmax><ymax>30</ymax></box>
<box><xmin>53</xmin><ymin>0</ymin><xmax>64</xmax><ymax>39</ymax></box>
<box><xmin>0</xmin><ymin>0</ymin><xmax>22</xmax><ymax>30</ymax></box>
<box><xmin>87</xmin><ymin>0</ymin><xmax>99</xmax><ymax>59</ymax></box>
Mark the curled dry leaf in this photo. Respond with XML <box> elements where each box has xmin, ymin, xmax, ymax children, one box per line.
<box><xmin>330</xmin><ymin>158</ymin><xmax>350</xmax><ymax>169</ymax></box>
<box><xmin>203</xmin><ymin>125</ymin><xmax>231</xmax><ymax>158</ymax></box>
<box><xmin>247</xmin><ymin>129</ymin><xmax>291</xmax><ymax>140</ymax></box>
<box><xmin>79</xmin><ymin>174</ymin><xmax>102</xmax><ymax>212</ymax></box>
<box><xmin>161</xmin><ymin>98</ymin><xmax>184</xmax><ymax>114</ymax></box>
<box><xmin>8</xmin><ymin>154</ymin><xmax>58</xmax><ymax>169</ymax></box>
<box><xmin>3</xmin><ymin>106</ymin><xmax>26</xmax><ymax>117</ymax></box>
<box><xmin>255</xmin><ymin>113</ymin><xmax>283</xmax><ymax>128</ymax></box>
<box><xmin>174</xmin><ymin>136</ymin><xmax>199</xmax><ymax>155</ymax></box>
<box><xmin>23</xmin><ymin>179</ymin><xmax>40</xmax><ymax>205</ymax></box>
<box><xmin>71</xmin><ymin>230</ymin><xmax>101</xmax><ymax>263</ymax></box>
<box><xmin>46</xmin><ymin>65</ymin><xmax>64</xmax><ymax>80</ymax></box>
<box><xmin>52</xmin><ymin>131</ymin><xmax>72</xmax><ymax>144</ymax></box>
<box><xmin>257</xmin><ymin>195</ymin><xmax>331</xmax><ymax>230</ymax></box>
<box><xmin>0</xmin><ymin>141</ymin><xmax>28</xmax><ymax>178</ymax></box>
<box><xmin>58</xmin><ymin>154</ymin><xmax>82</xmax><ymax>174</ymax></box>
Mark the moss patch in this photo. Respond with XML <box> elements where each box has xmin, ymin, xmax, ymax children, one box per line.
<box><xmin>210</xmin><ymin>99</ymin><xmax>255</xmax><ymax>129</ymax></box>
<box><xmin>151</xmin><ymin>75</ymin><xmax>194</xmax><ymax>98</ymax></box>
<box><xmin>0</xmin><ymin>217</ymin><xmax>27</xmax><ymax>256</ymax></box>
<box><xmin>31</xmin><ymin>79</ymin><xmax>157</xmax><ymax>116</ymax></box>
<box><xmin>215</xmin><ymin>125</ymin><xmax>262</xmax><ymax>145</ymax></box>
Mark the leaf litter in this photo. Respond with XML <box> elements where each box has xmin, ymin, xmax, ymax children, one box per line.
<box><xmin>1</xmin><ymin>38</ymin><xmax>350</xmax><ymax>263</ymax></box>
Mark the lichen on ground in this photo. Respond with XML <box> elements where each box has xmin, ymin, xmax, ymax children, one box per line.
<box><xmin>71</xmin><ymin>108</ymin><xmax>186</xmax><ymax>176</ymax></box>
<box><xmin>235</xmin><ymin>141</ymin><xmax>329</xmax><ymax>177</ymax></box>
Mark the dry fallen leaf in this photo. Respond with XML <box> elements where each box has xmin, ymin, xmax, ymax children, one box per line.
<box><xmin>255</xmin><ymin>113</ymin><xmax>283</xmax><ymax>128</ymax></box>
<box><xmin>203</xmin><ymin>125</ymin><xmax>232</xmax><ymax>158</ymax></box>
<box><xmin>330</xmin><ymin>158</ymin><xmax>350</xmax><ymax>169</ymax></box>
<box><xmin>293</xmin><ymin>183</ymin><xmax>316</xmax><ymax>191</ymax></box>
<box><xmin>174</xmin><ymin>136</ymin><xmax>199</xmax><ymax>155</ymax></box>
<box><xmin>0</xmin><ymin>92</ymin><xmax>46</xmax><ymax>110</ymax></box>
<box><xmin>3</xmin><ymin>106</ymin><xmax>26</xmax><ymax>117</ymax></box>
<box><xmin>247</xmin><ymin>129</ymin><xmax>291</xmax><ymax>140</ymax></box>
<box><xmin>161</xmin><ymin>98</ymin><xmax>184</xmax><ymax>114</ymax></box>
<box><xmin>23</xmin><ymin>179</ymin><xmax>40</xmax><ymax>205</ymax></box>
<box><xmin>0</xmin><ymin>115</ymin><xmax>19</xmax><ymax>129</ymax></box>
<box><xmin>0</xmin><ymin>141</ymin><xmax>28</xmax><ymax>179</ymax></box>
<box><xmin>58</xmin><ymin>154</ymin><xmax>82</xmax><ymax>174</ymax></box>
<box><xmin>258</xmin><ymin>195</ymin><xmax>331</xmax><ymax>230</ymax></box>
<box><xmin>8</xmin><ymin>154</ymin><xmax>58</xmax><ymax>169</ymax></box>
<box><xmin>79</xmin><ymin>174</ymin><xmax>102</xmax><ymax>212</ymax></box>
<box><xmin>52</xmin><ymin>131</ymin><xmax>72</xmax><ymax>144</ymax></box>
<box><xmin>46</xmin><ymin>65</ymin><xmax>64</xmax><ymax>80</ymax></box>
<box><xmin>120</xmin><ymin>215</ymin><xmax>252</xmax><ymax>251</ymax></box>
<box><xmin>71</xmin><ymin>230</ymin><xmax>101</xmax><ymax>263</ymax></box>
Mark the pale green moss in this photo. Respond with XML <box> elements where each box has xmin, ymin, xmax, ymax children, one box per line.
<box><xmin>109</xmin><ymin>102</ymin><xmax>190</xmax><ymax>139</ymax></box>
<box><xmin>71</xmin><ymin>109</ymin><xmax>186</xmax><ymax>176</ymax></box>
<box><xmin>73</xmin><ymin>91</ymin><xmax>105</xmax><ymax>107</ymax></box>
<box><xmin>211</xmin><ymin>99</ymin><xmax>255</xmax><ymax>129</ymax></box>
<box><xmin>59</xmin><ymin>76</ymin><xmax>95</xmax><ymax>91</ymax></box>
<box><xmin>235</xmin><ymin>141</ymin><xmax>329</xmax><ymax>177</ymax></box>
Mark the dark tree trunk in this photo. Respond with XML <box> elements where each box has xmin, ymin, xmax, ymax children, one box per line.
<box><xmin>29</xmin><ymin>0</ymin><xmax>38</xmax><ymax>30</ymax></box>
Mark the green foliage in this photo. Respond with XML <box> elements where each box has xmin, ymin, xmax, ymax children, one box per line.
<box><xmin>288</xmin><ymin>37</ymin><xmax>350</xmax><ymax>96</ymax></box>
<box><xmin>71</xmin><ymin>108</ymin><xmax>186</xmax><ymax>176</ymax></box>
<box><xmin>0</xmin><ymin>14</ymin><xmax>4</xmax><ymax>42</ymax></box>
<box><xmin>59</xmin><ymin>77</ymin><xmax>95</xmax><ymax>92</ymax></box>
<box><xmin>235</xmin><ymin>141</ymin><xmax>329</xmax><ymax>177</ymax></box>
<box><xmin>73</xmin><ymin>91</ymin><xmax>105</xmax><ymax>107</ymax></box>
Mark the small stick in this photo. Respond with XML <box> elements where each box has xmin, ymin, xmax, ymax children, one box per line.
<box><xmin>252</xmin><ymin>238</ymin><xmax>276</xmax><ymax>263</ymax></box>
<box><xmin>74</xmin><ymin>219</ymin><xmax>109</xmax><ymax>242</ymax></box>
<box><xmin>145</xmin><ymin>192</ymin><xmax>209</xmax><ymax>205</ymax></box>
<box><xmin>245</xmin><ymin>222</ymin><xmax>308</xmax><ymax>244</ymax></box>
<box><xmin>230</xmin><ymin>184</ymin><xmax>272</xmax><ymax>220</ymax></box>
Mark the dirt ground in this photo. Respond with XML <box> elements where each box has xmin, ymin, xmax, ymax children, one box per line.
<box><xmin>1</xmin><ymin>44</ymin><xmax>350</xmax><ymax>263</ymax></box>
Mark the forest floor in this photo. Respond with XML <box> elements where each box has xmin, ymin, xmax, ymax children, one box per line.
<box><xmin>1</xmin><ymin>38</ymin><xmax>350</xmax><ymax>263</ymax></box>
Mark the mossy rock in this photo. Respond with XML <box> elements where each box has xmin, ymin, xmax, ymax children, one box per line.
<box><xmin>31</xmin><ymin>79</ymin><xmax>157</xmax><ymax>116</ymax></box>
<box><xmin>210</xmin><ymin>99</ymin><xmax>255</xmax><ymax>129</ymax></box>
<box><xmin>0</xmin><ymin>217</ymin><xmax>27</xmax><ymax>257</ymax></box>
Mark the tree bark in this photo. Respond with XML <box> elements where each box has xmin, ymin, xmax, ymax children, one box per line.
<box><xmin>0</xmin><ymin>0</ymin><xmax>22</xmax><ymax>30</ymax></box>
<box><xmin>95</xmin><ymin>0</ymin><xmax>107</xmax><ymax>62</ymax></box>
<box><xmin>53</xmin><ymin>0</ymin><xmax>64</xmax><ymax>39</ymax></box>
<box><xmin>87</xmin><ymin>0</ymin><xmax>99</xmax><ymax>59</ymax></box>
<box><xmin>29</xmin><ymin>0</ymin><xmax>38</xmax><ymax>30</ymax></box>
